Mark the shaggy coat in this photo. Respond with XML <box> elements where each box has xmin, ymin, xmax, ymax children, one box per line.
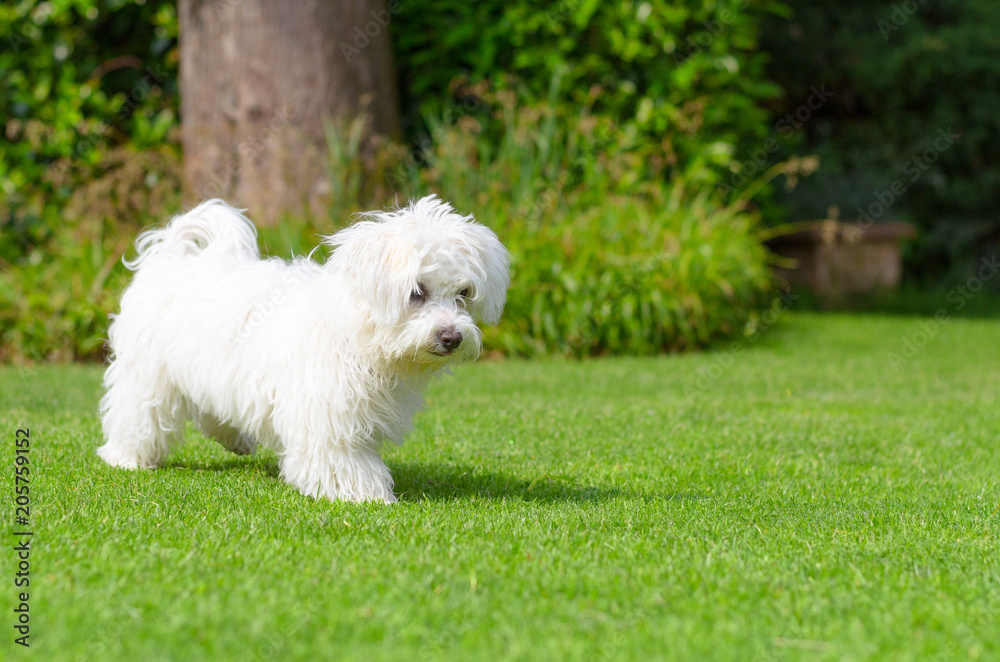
<box><xmin>98</xmin><ymin>196</ymin><xmax>509</xmax><ymax>503</ymax></box>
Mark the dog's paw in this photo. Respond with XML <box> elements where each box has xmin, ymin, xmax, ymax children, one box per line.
<box><xmin>96</xmin><ymin>444</ymin><xmax>159</xmax><ymax>470</ymax></box>
<box><xmin>319</xmin><ymin>488</ymin><xmax>397</xmax><ymax>504</ymax></box>
<box><xmin>224</xmin><ymin>433</ymin><xmax>257</xmax><ymax>456</ymax></box>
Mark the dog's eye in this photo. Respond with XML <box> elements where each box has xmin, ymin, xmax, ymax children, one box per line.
<box><xmin>459</xmin><ymin>287</ymin><xmax>470</xmax><ymax>298</ymax></box>
<box><xmin>410</xmin><ymin>285</ymin><xmax>428</xmax><ymax>304</ymax></box>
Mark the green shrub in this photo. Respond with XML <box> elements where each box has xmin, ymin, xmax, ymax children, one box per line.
<box><xmin>1</xmin><ymin>85</ymin><xmax>775</xmax><ymax>363</ymax></box>
<box><xmin>493</xmin><ymin>191</ymin><xmax>773</xmax><ymax>356</ymax></box>
<box><xmin>0</xmin><ymin>218</ymin><xmax>130</xmax><ymax>363</ymax></box>
<box><xmin>393</xmin><ymin>0</ymin><xmax>787</xmax><ymax>188</ymax></box>
<box><xmin>0</xmin><ymin>146</ymin><xmax>182</xmax><ymax>363</ymax></box>
<box><xmin>0</xmin><ymin>0</ymin><xmax>178</xmax><ymax>249</ymax></box>
<box><xmin>0</xmin><ymin>0</ymin><xmax>180</xmax><ymax>363</ymax></box>
<box><xmin>0</xmin><ymin>2</ymin><xmax>778</xmax><ymax>362</ymax></box>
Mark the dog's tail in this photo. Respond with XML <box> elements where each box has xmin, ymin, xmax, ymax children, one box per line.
<box><xmin>125</xmin><ymin>199</ymin><xmax>260</xmax><ymax>270</ymax></box>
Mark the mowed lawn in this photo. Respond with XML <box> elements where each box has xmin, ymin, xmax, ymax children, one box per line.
<box><xmin>2</xmin><ymin>313</ymin><xmax>999</xmax><ymax>661</ymax></box>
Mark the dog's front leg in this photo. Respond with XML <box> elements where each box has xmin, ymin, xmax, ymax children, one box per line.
<box><xmin>278</xmin><ymin>438</ymin><xmax>396</xmax><ymax>504</ymax></box>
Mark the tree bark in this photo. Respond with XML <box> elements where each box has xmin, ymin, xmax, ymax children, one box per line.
<box><xmin>179</xmin><ymin>0</ymin><xmax>400</xmax><ymax>224</ymax></box>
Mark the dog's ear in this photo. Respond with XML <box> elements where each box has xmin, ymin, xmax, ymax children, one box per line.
<box><xmin>324</xmin><ymin>221</ymin><xmax>419</xmax><ymax>325</ymax></box>
<box><xmin>465</xmin><ymin>223</ymin><xmax>510</xmax><ymax>326</ymax></box>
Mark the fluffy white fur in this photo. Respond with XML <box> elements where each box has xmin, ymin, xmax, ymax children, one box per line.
<box><xmin>97</xmin><ymin>196</ymin><xmax>509</xmax><ymax>503</ymax></box>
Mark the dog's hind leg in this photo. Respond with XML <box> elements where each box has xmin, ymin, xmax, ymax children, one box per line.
<box><xmin>97</xmin><ymin>364</ymin><xmax>186</xmax><ymax>469</ymax></box>
<box><xmin>195</xmin><ymin>412</ymin><xmax>257</xmax><ymax>456</ymax></box>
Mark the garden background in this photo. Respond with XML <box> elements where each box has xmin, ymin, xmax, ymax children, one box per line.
<box><xmin>1</xmin><ymin>1</ymin><xmax>999</xmax><ymax>660</ymax></box>
<box><xmin>3</xmin><ymin>0</ymin><xmax>998</xmax><ymax>361</ymax></box>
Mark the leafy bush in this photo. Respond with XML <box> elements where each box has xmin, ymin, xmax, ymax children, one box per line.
<box><xmin>393</xmin><ymin>0</ymin><xmax>786</xmax><ymax>188</ymax></box>
<box><xmin>760</xmin><ymin>0</ymin><xmax>1000</xmax><ymax>282</ymax></box>
<box><xmin>0</xmin><ymin>0</ymin><xmax>177</xmax><ymax>255</ymax></box>
<box><xmin>0</xmin><ymin>0</ymin><xmax>180</xmax><ymax>362</ymax></box>
<box><xmin>494</xmin><ymin>191</ymin><xmax>773</xmax><ymax>356</ymax></box>
<box><xmin>1</xmin><ymin>90</ymin><xmax>773</xmax><ymax>363</ymax></box>
<box><xmin>0</xmin><ymin>146</ymin><xmax>182</xmax><ymax>363</ymax></box>
<box><xmin>0</xmin><ymin>1</ymin><xmax>779</xmax><ymax>362</ymax></box>
<box><xmin>0</xmin><ymin>217</ymin><xmax>130</xmax><ymax>363</ymax></box>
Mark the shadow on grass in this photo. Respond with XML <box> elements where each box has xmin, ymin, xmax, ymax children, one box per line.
<box><xmin>163</xmin><ymin>456</ymin><xmax>697</xmax><ymax>505</ymax></box>
<box><xmin>389</xmin><ymin>460</ymin><xmax>679</xmax><ymax>504</ymax></box>
<box><xmin>164</xmin><ymin>456</ymin><xmax>281</xmax><ymax>479</ymax></box>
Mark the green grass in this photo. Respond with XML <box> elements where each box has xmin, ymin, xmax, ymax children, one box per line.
<box><xmin>2</xmin><ymin>313</ymin><xmax>999</xmax><ymax>661</ymax></box>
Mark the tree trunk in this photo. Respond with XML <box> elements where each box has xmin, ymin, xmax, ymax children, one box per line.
<box><xmin>179</xmin><ymin>0</ymin><xmax>400</xmax><ymax>224</ymax></box>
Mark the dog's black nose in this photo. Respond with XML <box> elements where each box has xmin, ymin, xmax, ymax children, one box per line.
<box><xmin>438</xmin><ymin>329</ymin><xmax>463</xmax><ymax>352</ymax></box>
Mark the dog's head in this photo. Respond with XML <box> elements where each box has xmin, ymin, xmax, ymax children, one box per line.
<box><xmin>325</xmin><ymin>196</ymin><xmax>509</xmax><ymax>365</ymax></box>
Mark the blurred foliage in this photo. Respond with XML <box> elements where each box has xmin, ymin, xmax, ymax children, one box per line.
<box><xmin>393</xmin><ymin>0</ymin><xmax>788</xmax><ymax>189</ymax></box>
<box><xmin>0</xmin><ymin>0</ymin><xmax>181</xmax><ymax>361</ymax></box>
<box><xmin>0</xmin><ymin>0</ymin><xmax>178</xmax><ymax>225</ymax></box>
<box><xmin>0</xmin><ymin>211</ymin><xmax>131</xmax><ymax>362</ymax></box>
<box><xmin>760</xmin><ymin>0</ymin><xmax>1000</xmax><ymax>284</ymax></box>
<box><xmin>1</xmin><ymin>0</ymin><xmax>783</xmax><ymax>362</ymax></box>
<box><xmin>0</xmin><ymin>146</ymin><xmax>182</xmax><ymax>362</ymax></box>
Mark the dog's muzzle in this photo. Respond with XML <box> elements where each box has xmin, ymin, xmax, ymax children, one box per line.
<box><xmin>436</xmin><ymin>328</ymin><xmax>463</xmax><ymax>354</ymax></box>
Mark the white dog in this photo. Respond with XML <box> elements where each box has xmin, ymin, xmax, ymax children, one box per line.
<box><xmin>97</xmin><ymin>196</ymin><xmax>509</xmax><ymax>503</ymax></box>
